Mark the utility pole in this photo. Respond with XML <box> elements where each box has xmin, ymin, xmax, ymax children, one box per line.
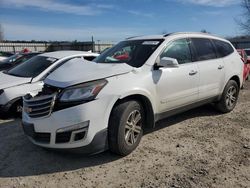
<box><xmin>91</xmin><ymin>36</ymin><xmax>94</xmax><ymax>52</ymax></box>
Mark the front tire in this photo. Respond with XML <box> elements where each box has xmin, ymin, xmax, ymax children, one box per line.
<box><xmin>215</xmin><ymin>80</ymin><xmax>239</xmax><ymax>113</ymax></box>
<box><xmin>10</xmin><ymin>100</ymin><xmax>22</xmax><ymax>118</ymax></box>
<box><xmin>108</xmin><ymin>100</ymin><xmax>144</xmax><ymax>156</ymax></box>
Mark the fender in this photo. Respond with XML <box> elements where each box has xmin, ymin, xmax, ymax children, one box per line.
<box><xmin>118</xmin><ymin>88</ymin><xmax>157</xmax><ymax>114</ymax></box>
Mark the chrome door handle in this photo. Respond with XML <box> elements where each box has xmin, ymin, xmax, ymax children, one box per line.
<box><xmin>189</xmin><ymin>70</ymin><xmax>198</xmax><ymax>76</ymax></box>
<box><xmin>218</xmin><ymin>65</ymin><xmax>224</xmax><ymax>70</ymax></box>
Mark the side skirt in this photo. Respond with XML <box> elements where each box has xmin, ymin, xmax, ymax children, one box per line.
<box><xmin>154</xmin><ymin>96</ymin><xmax>219</xmax><ymax>122</ymax></box>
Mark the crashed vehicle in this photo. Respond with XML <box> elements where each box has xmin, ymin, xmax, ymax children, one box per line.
<box><xmin>22</xmin><ymin>33</ymin><xmax>243</xmax><ymax>156</ymax></box>
<box><xmin>0</xmin><ymin>51</ymin><xmax>99</xmax><ymax>116</ymax></box>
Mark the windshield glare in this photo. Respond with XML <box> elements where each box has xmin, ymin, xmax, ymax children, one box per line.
<box><xmin>94</xmin><ymin>39</ymin><xmax>163</xmax><ymax>68</ymax></box>
<box><xmin>7</xmin><ymin>56</ymin><xmax>58</xmax><ymax>78</ymax></box>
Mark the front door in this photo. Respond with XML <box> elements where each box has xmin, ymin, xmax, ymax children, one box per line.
<box><xmin>154</xmin><ymin>38</ymin><xmax>199</xmax><ymax>113</ymax></box>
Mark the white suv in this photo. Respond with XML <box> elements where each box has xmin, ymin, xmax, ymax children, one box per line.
<box><xmin>22</xmin><ymin>33</ymin><xmax>243</xmax><ymax>156</ymax></box>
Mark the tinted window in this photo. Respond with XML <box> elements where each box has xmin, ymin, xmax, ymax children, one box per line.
<box><xmin>14</xmin><ymin>54</ymin><xmax>38</xmax><ymax>65</ymax></box>
<box><xmin>7</xmin><ymin>56</ymin><xmax>58</xmax><ymax>78</ymax></box>
<box><xmin>94</xmin><ymin>39</ymin><xmax>163</xmax><ymax>68</ymax></box>
<box><xmin>213</xmin><ymin>40</ymin><xmax>234</xmax><ymax>57</ymax></box>
<box><xmin>192</xmin><ymin>38</ymin><xmax>217</xmax><ymax>61</ymax></box>
<box><xmin>160</xmin><ymin>38</ymin><xmax>192</xmax><ymax>64</ymax></box>
<box><xmin>244</xmin><ymin>50</ymin><xmax>250</xmax><ymax>56</ymax></box>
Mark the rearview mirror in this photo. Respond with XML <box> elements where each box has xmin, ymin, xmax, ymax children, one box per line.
<box><xmin>158</xmin><ymin>57</ymin><xmax>179</xmax><ymax>68</ymax></box>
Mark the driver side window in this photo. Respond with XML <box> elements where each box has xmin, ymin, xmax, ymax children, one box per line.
<box><xmin>160</xmin><ymin>38</ymin><xmax>192</xmax><ymax>64</ymax></box>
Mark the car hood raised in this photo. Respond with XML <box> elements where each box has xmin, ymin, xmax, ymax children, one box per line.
<box><xmin>45</xmin><ymin>59</ymin><xmax>133</xmax><ymax>88</ymax></box>
<box><xmin>0</xmin><ymin>72</ymin><xmax>31</xmax><ymax>89</ymax></box>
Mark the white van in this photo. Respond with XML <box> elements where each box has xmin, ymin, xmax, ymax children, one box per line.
<box><xmin>22</xmin><ymin>33</ymin><xmax>243</xmax><ymax>156</ymax></box>
<box><xmin>0</xmin><ymin>51</ymin><xmax>99</xmax><ymax>116</ymax></box>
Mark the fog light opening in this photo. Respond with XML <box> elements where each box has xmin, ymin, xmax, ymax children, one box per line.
<box><xmin>74</xmin><ymin>131</ymin><xmax>86</xmax><ymax>141</ymax></box>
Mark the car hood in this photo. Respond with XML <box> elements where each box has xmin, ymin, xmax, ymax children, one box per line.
<box><xmin>0</xmin><ymin>72</ymin><xmax>31</xmax><ymax>89</ymax></box>
<box><xmin>45</xmin><ymin>59</ymin><xmax>133</xmax><ymax>88</ymax></box>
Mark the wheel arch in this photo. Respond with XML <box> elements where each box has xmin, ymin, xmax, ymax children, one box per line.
<box><xmin>111</xmin><ymin>94</ymin><xmax>155</xmax><ymax>129</ymax></box>
<box><xmin>229</xmin><ymin>75</ymin><xmax>241</xmax><ymax>89</ymax></box>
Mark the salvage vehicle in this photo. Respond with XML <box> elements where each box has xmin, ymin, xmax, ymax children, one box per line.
<box><xmin>0</xmin><ymin>52</ymin><xmax>41</xmax><ymax>71</ymax></box>
<box><xmin>22</xmin><ymin>33</ymin><xmax>243</xmax><ymax>156</ymax></box>
<box><xmin>0</xmin><ymin>51</ymin><xmax>99</xmax><ymax>116</ymax></box>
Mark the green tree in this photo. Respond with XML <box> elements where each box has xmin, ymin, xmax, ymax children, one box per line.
<box><xmin>238</xmin><ymin>0</ymin><xmax>250</xmax><ymax>33</ymax></box>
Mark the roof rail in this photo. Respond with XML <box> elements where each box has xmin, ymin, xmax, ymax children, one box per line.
<box><xmin>163</xmin><ymin>33</ymin><xmax>175</xmax><ymax>37</ymax></box>
<box><xmin>126</xmin><ymin>36</ymin><xmax>142</xmax><ymax>40</ymax></box>
<box><xmin>163</xmin><ymin>32</ymin><xmax>214</xmax><ymax>38</ymax></box>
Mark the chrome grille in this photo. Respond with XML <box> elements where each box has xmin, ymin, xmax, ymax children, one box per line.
<box><xmin>23</xmin><ymin>94</ymin><xmax>56</xmax><ymax>118</ymax></box>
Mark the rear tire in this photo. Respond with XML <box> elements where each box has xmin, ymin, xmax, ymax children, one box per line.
<box><xmin>215</xmin><ymin>80</ymin><xmax>239</xmax><ymax>113</ymax></box>
<box><xmin>108</xmin><ymin>100</ymin><xmax>144</xmax><ymax>156</ymax></box>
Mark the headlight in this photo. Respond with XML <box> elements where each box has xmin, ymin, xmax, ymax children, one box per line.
<box><xmin>59</xmin><ymin>80</ymin><xmax>107</xmax><ymax>102</ymax></box>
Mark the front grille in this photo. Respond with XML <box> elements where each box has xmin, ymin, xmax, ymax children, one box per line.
<box><xmin>23</xmin><ymin>94</ymin><xmax>56</xmax><ymax>118</ymax></box>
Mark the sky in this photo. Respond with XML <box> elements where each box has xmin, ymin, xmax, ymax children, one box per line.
<box><xmin>0</xmin><ymin>0</ymin><xmax>243</xmax><ymax>42</ymax></box>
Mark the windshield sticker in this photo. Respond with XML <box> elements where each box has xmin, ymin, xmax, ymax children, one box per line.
<box><xmin>142</xmin><ymin>41</ymin><xmax>160</xmax><ymax>45</ymax></box>
<box><xmin>46</xmin><ymin>57</ymin><xmax>57</xmax><ymax>62</ymax></box>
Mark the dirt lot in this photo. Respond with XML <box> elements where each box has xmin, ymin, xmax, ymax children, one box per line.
<box><xmin>0</xmin><ymin>83</ymin><xmax>250</xmax><ymax>188</ymax></box>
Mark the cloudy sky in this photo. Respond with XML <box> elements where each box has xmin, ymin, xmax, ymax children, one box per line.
<box><xmin>0</xmin><ymin>0</ymin><xmax>242</xmax><ymax>42</ymax></box>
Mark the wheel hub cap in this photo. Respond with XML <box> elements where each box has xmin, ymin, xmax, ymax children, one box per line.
<box><xmin>125</xmin><ymin>110</ymin><xmax>142</xmax><ymax>146</ymax></box>
<box><xmin>226</xmin><ymin>86</ymin><xmax>237</xmax><ymax>108</ymax></box>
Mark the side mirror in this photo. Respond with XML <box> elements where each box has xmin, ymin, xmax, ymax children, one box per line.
<box><xmin>158</xmin><ymin>57</ymin><xmax>179</xmax><ymax>68</ymax></box>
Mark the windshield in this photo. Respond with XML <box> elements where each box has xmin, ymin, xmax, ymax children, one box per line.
<box><xmin>94</xmin><ymin>39</ymin><xmax>163</xmax><ymax>68</ymax></box>
<box><xmin>7</xmin><ymin>56</ymin><xmax>58</xmax><ymax>78</ymax></box>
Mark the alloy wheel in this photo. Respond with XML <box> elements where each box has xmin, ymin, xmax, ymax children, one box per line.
<box><xmin>226</xmin><ymin>86</ymin><xmax>237</xmax><ymax>108</ymax></box>
<box><xmin>124</xmin><ymin>110</ymin><xmax>142</xmax><ymax>146</ymax></box>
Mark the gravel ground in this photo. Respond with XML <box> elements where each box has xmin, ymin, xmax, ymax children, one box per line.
<box><xmin>0</xmin><ymin>82</ymin><xmax>249</xmax><ymax>188</ymax></box>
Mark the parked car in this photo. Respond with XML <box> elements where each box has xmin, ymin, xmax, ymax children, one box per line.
<box><xmin>244</xmin><ymin>48</ymin><xmax>250</xmax><ymax>57</ymax></box>
<box><xmin>0</xmin><ymin>51</ymin><xmax>99</xmax><ymax>116</ymax></box>
<box><xmin>237</xmin><ymin>49</ymin><xmax>250</xmax><ymax>83</ymax></box>
<box><xmin>0</xmin><ymin>51</ymin><xmax>14</xmax><ymax>61</ymax></box>
<box><xmin>0</xmin><ymin>52</ymin><xmax>41</xmax><ymax>71</ymax></box>
<box><xmin>22</xmin><ymin>33</ymin><xmax>243</xmax><ymax>156</ymax></box>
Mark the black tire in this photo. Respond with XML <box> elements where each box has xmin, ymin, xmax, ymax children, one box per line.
<box><xmin>10</xmin><ymin>100</ymin><xmax>23</xmax><ymax>118</ymax></box>
<box><xmin>215</xmin><ymin>80</ymin><xmax>239</xmax><ymax>113</ymax></box>
<box><xmin>108</xmin><ymin>100</ymin><xmax>144</xmax><ymax>156</ymax></box>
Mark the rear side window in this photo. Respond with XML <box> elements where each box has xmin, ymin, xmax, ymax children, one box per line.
<box><xmin>245</xmin><ymin>50</ymin><xmax>250</xmax><ymax>56</ymax></box>
<box><xmin>213</xmin><ymin>40</ymin><xmax>234</xmax><ymax>57</ymax></box>
<box><xmin>191</xmin><ymin>38</ymin><xmax>217</xmax><ymax>61</ymax></box>
<box><xmin>160</xmin><ymin>38</ymin><xmax>192</xmax><ymax>64</ymax></box>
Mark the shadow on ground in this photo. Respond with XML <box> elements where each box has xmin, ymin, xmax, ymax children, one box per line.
<box><xmin>146</xmin><ymin>104</ymin><xmax>220</xmax><ymax>134</ymax></box>
<box><xmin>0</xmin><ymin>104</ymin><xmax>220</xmax><ymax>178</ymax></box>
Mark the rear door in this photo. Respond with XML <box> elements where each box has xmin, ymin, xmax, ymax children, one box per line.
<box><xmin>190</xmin><ymin>38</ymin><xmax>225</xmax><ymax>100</ymax></box>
